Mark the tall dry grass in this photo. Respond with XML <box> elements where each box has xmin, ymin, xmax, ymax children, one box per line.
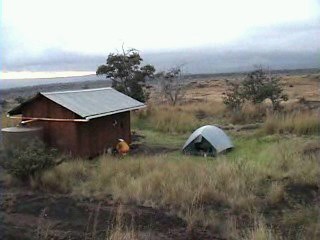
<box><xmin>82</xmin><ymin>203</ymin><xmax>139</xmax><ymax>240</ymax></box>
<box><xmin>263</xmin><ymin>111</ymin><xmax>320</xmax><ymax>135</ymax></box>
<box><xmin>1</xmin><ymin>113</ymin><xmax>20</xmax><ymax>128</ymax></box>
<box><xmin>149</xmin><ymin>108</ymin><xmax>199</xmax><ymax>133</ymax></box>
<box><xmin>35</xmin><ymin>208</ymin><xmax>54</xmax><ymax>240</ymax></box>
<box><xmin>79</xmin><ymin>156</ymin><xmax>262</xmax><ymax>213</ymax></box>
<box><xmin>32</xmin><ymin>160</ymin><xmax>90</xmax><ymax>193</ymax></box>
<box><xmin>228</xmin><ymin>103</ymin><xmax>267</xmax><ymax>124</ymax></box>
<box><xmin>132</xmin><ymin>101</ymin><xmax>225</xmax><ymax>133</ymax></box>
<box><xmin>242</xmin><ymin>218</ymin><xmax>279</xmax><ymax>240</ymax></box>
<box><xmin>31</xmin><ymin>137</ymin><xmax>319</xmax><ymax>239</ymax></box>
<box><xmin>105</xmin><ymin>205</ymin><xmax>139</xmax><ymax>240</ymax></box>
<box><xmin>133</xmin><ymin>101</ymin><xmax>276</xmax><ymax>132</ymax></box>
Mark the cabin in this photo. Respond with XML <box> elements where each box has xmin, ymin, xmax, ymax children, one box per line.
<box><xmin>7</xmin><ymin>87</ymin><xmax>145</xmax><ymax>157</ymax></box>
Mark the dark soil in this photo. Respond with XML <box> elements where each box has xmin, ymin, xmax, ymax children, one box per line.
<box><xmin>303</xmin><ymin>141</ymin><xmax>320</xmax><ymax>158</ymax></box>
<box><xmin>285</xmin><ymin>183</ymin><xmax>319</xmax><ymax>205</ymax></box>
<box><xmin>130</xmin><ymin>132</ymin><xmax>180</xmax><ymax>156</ymax></box>
<box><xmin>130</xmin><ymin>143</ymin><xmax>179</xmax><ymax>156</ymax></box>
<box><xmin>0</xmin><ymin>189</ymin><xmax>218</xmax><ymax>240</ymax></box>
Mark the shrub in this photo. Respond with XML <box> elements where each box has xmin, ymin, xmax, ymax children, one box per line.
<box><xmin>1</xmin><ymin>139</ymin><xmax>60</xmax><ymax>181</ymax></box>
<box><xmin>223</xmin><ymin>67</ymin><xmax>288</xmax><ymax>111</ymax></box>
<box><xmin>157</xmin><ymin>67</ymin><xmax>186</xmax><ymax>106</ymax></box>
<box><xmin>242</xmin><ymin>68</ymin><xmax>288</xmax><ymax>110</ymax></box>
<box><xmin>223</xmin><ymin>80</ymin><xmax>245</xmax><ymax>111</ymax></box>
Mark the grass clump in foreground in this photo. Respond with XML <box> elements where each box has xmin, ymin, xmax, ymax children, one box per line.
<box><xmin>31</xmin><ymin>135</ymin><xmax>320</xmax><ymax>239</ymax></box>
<box><xmin>31</xmin><ymin>160</ymin><xmax>91</xmax><ymax>193</ymax></box>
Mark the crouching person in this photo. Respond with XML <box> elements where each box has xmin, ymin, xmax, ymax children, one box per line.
<box><xmin>116</xmin><ymin>139</ymin><xmax>130</xmax><ymax>157</ymax></box>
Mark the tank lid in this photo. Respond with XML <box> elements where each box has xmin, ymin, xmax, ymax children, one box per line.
<box><xmin>1</xmin><ymin>127</ymin><xmax>43</xmax><ymax>133</ymax></box>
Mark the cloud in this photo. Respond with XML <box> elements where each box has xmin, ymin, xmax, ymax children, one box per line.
<box><xmin>1</xmin><ymin>48</ymin><xmax>105</xmax><ymax>72</ymax></box>
<box><xmin>241</xmin><ymin>22</ymin><xmax>320</xmax><ymax>52</ymax></box>
<box><xmin>1</xmin><ymin>1</ymin><xmax>319</xmax><ymax>74</ymax></box>
<box><xmin>3</xmin><ymin>0</ymin><xmax>319</xmax><ymax>53</ymax></box>
<box><xmin>2</xmin><ymin>47</ymin><xmax>319</xmax><ymax>74</ymax></box>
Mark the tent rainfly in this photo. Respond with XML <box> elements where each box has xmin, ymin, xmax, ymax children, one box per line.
<box><xmin>182</xmin><ymin>125</ymin><xmax>233</xmax><ymax>156</ymax></box>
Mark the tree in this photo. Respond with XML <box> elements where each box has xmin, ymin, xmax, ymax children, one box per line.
<box><xmin>241</xmin><ymin>67</ymin><xmax>288</xmax><ymax>110</ymax></box>
<box><xmin>157</xmin><ymin>67</ymin><xmax>186</xmax><ymax>105</ymax></box>
<box><xmin>96</xmin><ymin>47</ymin><xmax>155</xmax><ymax>102</ymax></box>
<box><xmin>222</xmin><ymin>80</ymin><xmax>245</xmax><ymax>111</ymax></box>
<box><xmin>223</xmin><ymin>67</ymin><xmax>288</xmax><ymax>110</ymax></box>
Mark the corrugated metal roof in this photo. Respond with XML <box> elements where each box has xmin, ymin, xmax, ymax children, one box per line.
<box><xmin>41</xmin><ymin>87</ymin><xmax>145</xmax><ymax>120</ymax></box>
<box><xmin>182</xmin><ymin>125</ymin><xmax>233</xmax><ymax>153</ymax></box>
<box><xmin>8</xmin><ymin>87</ymin><xmax>145</xmax><ymax>120</ymax></box>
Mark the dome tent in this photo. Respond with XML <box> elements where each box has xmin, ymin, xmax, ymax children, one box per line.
<box><xmin>182</xmin><ymin>125</ymin><xmax>233</xmax><ymax>156</ymax></box>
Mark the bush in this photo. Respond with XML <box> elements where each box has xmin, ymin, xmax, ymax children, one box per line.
<box><xmin>242</xmin><ymin>68</ymin><xmax>288</xmax><ymax>110</ymax></box>
<box><xmin>223</xmin><ymin>67</ymin><xmax>288</xmax><ymax>111</ymax></box>
<box><xmin>158</xmin><ymin>67</ymin><xmax>186</xmax><ymax>106</ymax></box>
<box><xmin>1</xmin><ymin>139</ymin><xmax>60</xmax><ymax>180</ymax></box>
<box><xmin>223</xmin><ymin>81</ymin><xmax>244</xmax><ymax>111</ymax></box>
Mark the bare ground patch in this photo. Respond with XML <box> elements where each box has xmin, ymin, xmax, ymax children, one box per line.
<box><xmin>0</xmin><ymin>191</ymin><xmax>218</xmax><ymax>240</ymax></box>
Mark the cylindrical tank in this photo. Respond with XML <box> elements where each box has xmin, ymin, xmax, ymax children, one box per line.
<box><xmin>1</xmin><ymin>126</ymin><xmax>43</xmax><ymax>151</ymax></box>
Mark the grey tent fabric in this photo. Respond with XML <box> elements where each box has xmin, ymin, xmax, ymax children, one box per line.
<box><xmin>182</xmin><ymin>125</ymin><xmax>233</xmax><ymax>156</ymax></box>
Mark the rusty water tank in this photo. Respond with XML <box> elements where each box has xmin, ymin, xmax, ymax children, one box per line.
<box><xmin>1</xmin><ymin>126</ymin><xmax>43</xmax><ymax>151</ymax></box>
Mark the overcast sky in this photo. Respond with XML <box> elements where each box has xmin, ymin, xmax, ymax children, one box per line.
<box><xmin>1</xmin><ymin>0</ymin><xmax>319</xmax><ymax>78</ymax></box>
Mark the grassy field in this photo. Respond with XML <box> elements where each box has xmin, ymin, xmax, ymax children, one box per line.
<box><xmin>26</xmin><ymin>128</ymin><xmax>319</xmax><ymax>239</ymax></box>
<box><xmin>1</xmin><ymin>71</ymin><xmax>320</xmax><ymax>239</ymax></box>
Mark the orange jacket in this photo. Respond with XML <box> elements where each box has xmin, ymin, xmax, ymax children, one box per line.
<box><xmin>116</xmin><ymin>141</ymin><xmax>130</xmax><ymax>154</ymax></box>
